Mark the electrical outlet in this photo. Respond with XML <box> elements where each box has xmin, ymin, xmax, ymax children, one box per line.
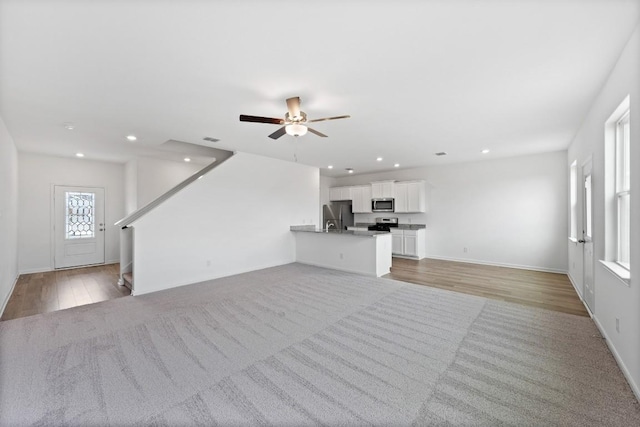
<box><xmin>616</xmin><ymin>317</ymin><xmax>620</xmax><ymax>333</ymax></box>
<box><xmin>206</xmin><ymin>260</ymin><xmax>211</xmax><ymax>267</ymax></box>
<box><xmin>463</xmin><ymin>247</ymin><xmax>468</xmax><ymax>253</ymax></box>
<box><xmin>339</xmin><ymin>253</ymin><xmax>344</xmax><ymax>259</ymax></box>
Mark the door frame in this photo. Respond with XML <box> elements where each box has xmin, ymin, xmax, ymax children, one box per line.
<box><xmin>50</xmin><ymin>184</ymin><xmax>106</xmax><ymax>270</ymax></box>
<box><xmin>581</xmin><ymin>156</ymin><xmax>595</xmax><ymax>314</ymax></box>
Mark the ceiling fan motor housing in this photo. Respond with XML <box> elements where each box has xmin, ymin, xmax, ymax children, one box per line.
<box><xmin>285</xmin><ymin>111</ymin><xmax>307</xmax><ymax>124</ymax></box>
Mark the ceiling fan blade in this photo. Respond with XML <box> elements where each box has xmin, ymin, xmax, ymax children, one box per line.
<box><xmin>268</xmin><ymin>126</ymin><xmax>287</xmax><ymax>139</ymax></box>
<box><xmin>307</xmin><ymin>127</ymin><xmax>328</xmax><ymax>138</ymax></box>
<box><xmin>307</xmin><ymin>115</ymin><xmax>351</xmax><ymax>123</ymax></box>
<box><xmin>239</xmin><ymin>115</ymin><xmax>284</xmax><ymax>125</ymax></box>
<box><xmin>286</xmin><ymin>97</ymin><xmax>301</xmax><ymax>119</ymax></box>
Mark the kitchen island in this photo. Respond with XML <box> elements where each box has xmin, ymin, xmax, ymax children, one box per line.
<box><xmin>290</xmin><ymin>226</ymin><xmax>392</xmax><ymax>277</ymax></box>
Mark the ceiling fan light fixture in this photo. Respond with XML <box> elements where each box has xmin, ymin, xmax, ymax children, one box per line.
<box><xmin>285</xmin><ymin>124</ymin><xmax>308</xmax><ymax>137</ymax></box>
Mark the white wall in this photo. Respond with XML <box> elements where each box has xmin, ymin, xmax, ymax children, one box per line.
<box><xmin>18</xmin><ymin>153</ymin><xmax>125</xmax><ymax>273</ymax></box>
<box><xmin>131</xmin><ymin>152</ymin><xmax>319</xmax><ymax>295</ymax></box>
<box><xmin>427</xmin><ymin>152</ymin><xmax>568</xmax><ymax>272</ymax></box>
<box><xmin>567</xmin><ymin>24</ymin><xmax>640</xmax><ymax>398</ymax></box>
<box><xmin>331</xmin><ymin>151</ymin><xmax>568</xmax><ymax>272</ymax></box>
<box><xmin>0</xmin><ymin>116</ymin><xmax>19</xmax><ymax>315</ymax></box>
<box><xmin>135</xmin><ymin>157</ymin><xmax>203</xmax><ymax>209</ymax></box>
<box><xmin>123</xmin><ymin>157</ymin><xmax>203</xmax><ymax>214</ymax></box>
<box><xmin>124</xmin><ymin>159</ymin><xmax>137</xmax><ymax>215</ymax></box>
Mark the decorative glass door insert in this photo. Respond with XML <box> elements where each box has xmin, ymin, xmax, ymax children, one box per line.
<box><xmin>65</xmin><ymin>191</ymin><xmax>96</xmax><ymax>239</ymax></box>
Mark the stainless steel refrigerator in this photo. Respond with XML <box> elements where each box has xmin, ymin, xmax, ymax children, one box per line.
<box><xmin>322</xmin><ymin>202</ymin><xmax>354</xmax><ymax>230</ymax></box>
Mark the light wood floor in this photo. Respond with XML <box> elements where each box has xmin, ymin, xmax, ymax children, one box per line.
<box><xmin>1</xmin><ymin>263</ymin><xmax>130</xmax><ymax>321</ymax></box>
<box><xmin>385</xmin><ymin>257</ymin><xmax>589</xmax><ymax>317</ymax></box>
<box><xmin>2</xmin><ymin>259</ymin><xmax>588</xmax><ymax>321</ymax></box>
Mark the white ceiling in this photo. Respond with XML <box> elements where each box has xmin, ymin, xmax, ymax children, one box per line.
<box><xmin>1</xmin><ymin>0</ymin><xmax>638</xmax><ymax>177</ymax></box>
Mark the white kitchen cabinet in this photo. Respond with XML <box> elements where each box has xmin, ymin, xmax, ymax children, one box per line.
<box><xmin>371</xmin><ymin>180</ymin><xmax>395</xmax><ymax>199</ymax></box>
<box><xmin>394</xmin><ymin>180</ymin><xmax>426</xmax><ymax>213</ymax></box>
<box><xmin>391</xmin><ymin>229</ymin><xmax>404</xmax><ymax>254</ymax></box>
<box><xmin>351</xmin><ymin>185</ymin><xmax>372</xmax><ymax>213</ymax></box>
<box><xmin>329</xmin><ymin>186</ymin><xmax>353</xmax><ymax>201</ymax></box>
<box><xmin>403</xmin><ymin>230</ymin><xmax>419</xmax><ymax>257</ymax></box>
<box><xmin>391</xmin><ymin>228</ymin><xmax>426</xmax><ymax>259</ymax></box>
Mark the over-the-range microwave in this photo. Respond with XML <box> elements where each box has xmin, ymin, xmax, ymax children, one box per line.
<box><xmin>372</xmin><ymin>198</ymin><xmax>394</xmax><ymax>212</ymax></box>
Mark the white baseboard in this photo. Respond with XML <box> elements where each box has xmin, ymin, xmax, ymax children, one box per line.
<box><xmin>424</xmin><ymin>255</ymin><xmax>567</xmax><ymax>274</ymax></box>
<box><xmin>567</xmin><ymin>272</ymin><xmax>582</xmax><ymax>297</ymax></box>
<box><xmin>18</xmin><ymin>266</ymin><xmax>52</xmax><ymax>275</ymax></box>
<box><xmin>593</xmin><ymin>316</ymin><xmax>640</xmax><ymax>403</ymax></box>
<box><xmin>19</xmin><ymin>260</ymin><xmax>119</xmax><ymax>276</ymax></box>
<box><xmin>566</xmin><ymin>273</ymin><xmax>592</xmax><ymax>316</ymax></box>
<box><xmin>1</xmin><ymin>274</ymin><xmax>20</xmax><ymax>319</ymax></box>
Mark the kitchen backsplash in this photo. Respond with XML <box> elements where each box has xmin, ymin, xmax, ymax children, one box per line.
<box><xmin>354</xmin><ymin>212</ymin><xmax>427</xmax><ymax>225</ymax></box>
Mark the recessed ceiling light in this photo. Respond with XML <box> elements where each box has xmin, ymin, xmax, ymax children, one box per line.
<box><xmin>376</xmin><ymin>157</ymin><xmax>383</xmax><ymax>162</ymax></box>
<box><xmin>481</xmin><ymin>149</ymin><xmax>490</xmax><ymax>154</ymax></box>
<box><xmin>327</xmin><ymin>165</ymin><xmax>333</xmax><ymax>169</ymax></box>
<box><xmin>64</xmin><ymin>123</ymin><xmax>75</xmax><ymax>130</ymax></box>
<box><xmin>394</xmin><ymin>163</ymin><xmax>400</xmax><ymax>168</ymax></box>
<box><xmin>184</xmin><ymin>157</ymin><xmax>191</xmax><ymax>162</ymax></box>
<box><xmin>75</xmin><ymin>153</ymin><xmax>84</xmax><ymax>158</ymax></box>
<box><xmin>126</xmin><ymin>135</ymin><xmax>137</xmax><ymax>141</ymax></box>
<box><xmin>435</xmin><ymin>152</ymin><xmax>447</xmax><ymax>156</ymax></box>
<box><xmin>346</xmin><ymin>168</ymin><xmax>354</xmax><ymax>174</ymax></box>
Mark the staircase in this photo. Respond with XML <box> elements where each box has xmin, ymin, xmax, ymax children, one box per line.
<box><xmin>115</xmin><ymin>149</ymin><xmax>235</xmax><ymax>296</ymax></box>
<box><xmin>122</xmin><ymin>272</ymin><xmax>133</xmax><ymax>290</ymax></box>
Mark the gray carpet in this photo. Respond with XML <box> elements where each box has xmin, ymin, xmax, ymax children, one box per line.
<box><xmin>1</xmin><ymin>263</ymin><xmax>639</xmax><ymax>426</ymax></box>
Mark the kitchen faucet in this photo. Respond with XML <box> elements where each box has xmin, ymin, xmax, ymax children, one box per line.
<box><xmin>325</xmin><ymin>221</ymin><xmax>336</xmax><ymax>231</ymax></box>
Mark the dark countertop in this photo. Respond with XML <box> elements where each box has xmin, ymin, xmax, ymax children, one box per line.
<box><xmin>290</xmin><ymin>225</ymin><xmax>390</xmax><ymax>237</ymax></box>
<box><xmin>354</xmin><ymin>223</ymin><xmax>426</xmax><ymax>230</ymax></box>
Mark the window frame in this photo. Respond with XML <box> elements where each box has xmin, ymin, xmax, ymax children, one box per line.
<box><xmin>569</xmin><ymin>160</ymin><xmax>578</xmax><ymax>241</ymax></box>
<box><xmin>615</xmin><ymin>110</ymin><xmax>630</xmax><ymax>270</ymax></box>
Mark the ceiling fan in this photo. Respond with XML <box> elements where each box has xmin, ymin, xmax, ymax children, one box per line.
<box><xmin>239</xmin><ymin>96</ymin><xmax>350</xmax><ymax>139</ymax></box>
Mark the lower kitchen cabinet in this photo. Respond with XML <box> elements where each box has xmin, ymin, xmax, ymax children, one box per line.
<box><xmin>391</xmin><ymin>229</ymin><xmax>404</xmax><ymax>254</ymax></box>
<box><xmin>391</xmin><ymin>228</ymin><xmax>426</xmax><ymax>259</ymax></box>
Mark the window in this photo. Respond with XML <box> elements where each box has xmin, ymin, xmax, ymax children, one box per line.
<box><xmin>585</xmin><ymin>174</ymin><xmax>593</xmax><ymax>239</ymax></box>
<box><xmin>569</xmin><ymin>160</ymin><xmax>578</xmax><ymax>240</ymax></box>
<box><xmin>602</xmin><ymin>96</ymin><xmax>630</xmax><ymax>284</ymax></box>
<box><xmin>615</xmin><ymin>111</ymin><xmax>630</xmax><ymax>269</ymax></box>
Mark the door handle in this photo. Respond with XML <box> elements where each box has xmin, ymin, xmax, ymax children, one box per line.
<box><xmin>578</xmin><ymin>239</ymin><xmax>585</xmax><ymax>243</ymax></box>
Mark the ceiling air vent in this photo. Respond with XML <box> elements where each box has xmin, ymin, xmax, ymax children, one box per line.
<box><xmin>203</xmin><ymin>137</ymin><xmax>220</xmax><ymax>143</ymax></box>
<box><xmin>435</xmin><ymin>152</ymin><xmax>447</xmax><ymax>156</ymax></box>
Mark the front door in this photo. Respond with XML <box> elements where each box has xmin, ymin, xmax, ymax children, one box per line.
<box><xmin>54</xmin><ymin>186</ymin><xmax>105</xmax><ymax>269</ymax></box>
<box><xmin>582</xmin><ymin>159</ymin><xmax>595</xmax><ymax>312</ymax></box>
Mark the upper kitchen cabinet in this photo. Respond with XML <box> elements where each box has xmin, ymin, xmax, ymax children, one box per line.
<box><xmin>351</xmin><ymin>185</ymin><xmax>372</xmax><ymax>213</ymax></box>
<box><xmin>371</xmin><ymin>180</ymin><xmax>395</xmax><ymax>199</ymax></box>
<box><xmin>394</xmin><ymin>180</ymin><xmax>426</xmax><ymax>213</ymax></box>
<box><xmin>329</xmin><ymin>186</ymin><xmax>353</xmax><ymax>201</ymax></box>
